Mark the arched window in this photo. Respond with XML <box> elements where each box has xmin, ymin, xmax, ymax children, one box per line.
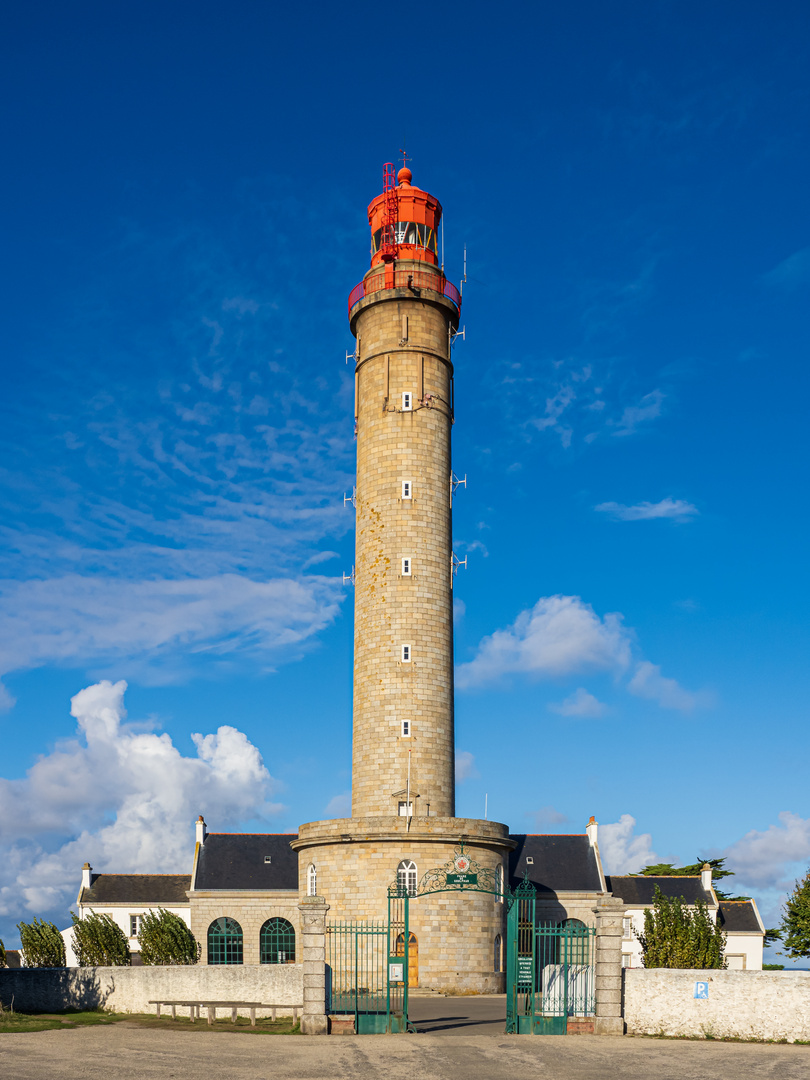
<box><xmin>496</xmin><ymin>863</ymin><xmax>504</xmax><ymax>902</ymax></box>
<box><xmin>559</xmin><ymin>918</ymin><xmax>590</xmax><ymax>964</ymax></box>
<box><xmin>494</xmin><ymin>934</ymin><xmax>502</xmax><ymax>973</ymax></box>
<box><xmin>397</xmin><ymin>860</ymin><xmax>418</xmax><ymax>897</ymax></box>
<box><xmin>207</xmin><ymin>917</ymin><xmax>243</xmax><ymax>965</ymax></box>
<box><xmin>260</xmin><ymin>918</ymin><xmax>295</xmax><ymax>964</ymax></box>
<box><xmin>307</xmin><ymin>863</ymin><xmax>317</xmax><ymax>897</ymax></box>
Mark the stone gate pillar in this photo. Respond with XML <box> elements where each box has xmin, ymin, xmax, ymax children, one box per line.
<box><xmin>298</xmin><ymin>896</ymin><xmax>329</xmax><ymax>1035</ymax></box>
<box><xmin>593</xmin><ymin>896</ymin><xmax>624</xmax><ymax>1035</ymax></box>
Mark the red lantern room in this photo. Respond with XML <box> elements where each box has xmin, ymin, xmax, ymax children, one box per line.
<box><xmin>347</xmin><ymin>162</ymin><xmax>461</xmax><ymax>323</ymax></box>
<box><xmin>367</xmin><ymin>164</ymin><xmax>441</xmax><ymax>267</ymax></box>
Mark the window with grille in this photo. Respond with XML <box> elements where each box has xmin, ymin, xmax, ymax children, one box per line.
<box><xmin>558</xmin><ymin>919</ymin><xmax>590</xmax><ymax>964</ymax></box>
<box><xmin>494</xmin><ymin>934</ymin><xmax>502</xmax><ymax>972</ymax></box>
<box><xmin>623</xmin><ymin>917</ymin><xmax>633</xmax><ymax>939</ymax></box>
<box><xmin>401</xmin><ymin>558</ymin><xmax>412</xmax><ymax>576</ymax></box>
<box><xmin>401</xmin><ymin>481</ymin><xmax>412</xmax><ymax>499</ymax></box>
<box><xmin>129</xmin><ymin>915</ymin><xmax>141</xmax><ymax>937</ymax></box>
<box><xmin>307</xmin><ymin>863</ymin><xmax>317</xmax><ymax>896</ymax></box>
<box><xmin>496</xmin><ymin>864</ymin><xmax>504</xmax><ymax>903</ymax></box>
<box><xmin>260</xmin><ymin>918</ymin><xmax>296</xmax><ymax>964</ymax></box>
<box><xmin>401</xmin><ymin>719</ymin><xmax>411</xmax><ymax>737</ymax></box>
<box><xmin>207</xmin><ymin>917</ymin><xmax>243</xmax><ymax>965</ymax></box>
<box><xmin>397</xmin><ymin>860</ymin><xmax>418</xmax><ymax>896</ymax></box>
<box><xmin>401</xmin><ymin>644</ymin><xmax>411</xmax><ymax>662</ymax></box>
<box><xmin>398</xmin><ymin>801</ymin><xmax>413</xmax><ymax>817</ymax></box>
<box><xmin>621</xmin><ymin>953</ymin><xmax>633</xmax><ymax>968</ymax></box>
<box><xmin>402</xmin><ymin>392</ymin><xmax>413</xmax><ymax>411</ymax></box>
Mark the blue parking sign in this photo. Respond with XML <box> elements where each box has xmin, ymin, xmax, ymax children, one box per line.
<box><xmin>694</xmin><ymin>981</ymin><xmax>709</xmax><ymax>999</ymax></box>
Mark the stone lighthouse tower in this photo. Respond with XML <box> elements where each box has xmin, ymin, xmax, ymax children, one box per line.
<box><xmin>293</xmin><ymin>164</ymin><xmax>513</xmax><ymax>992</ymax></box>
<box><xmin>349</xmin><ymin>163</ymin><xmax>457</xmax><ymax>820</ymax></box>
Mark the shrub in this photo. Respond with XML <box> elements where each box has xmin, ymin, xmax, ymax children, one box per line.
<box><xmin>636</xmin><ymin>886</ymin><xmax>726</xmax><ymax>968</ymax></box>
<box><xmin>137</xmin><ymin>908</ymin><xmax>199</xmax><ymax>965</ymax></box>
<box><xmin>70</xmin><ymin>911</ymin><xmax>130</xmax><ymax>967</ymax></box>
<box><xmin>779</xmin><ymin>869</ymin><xmax>810</xmax><ymax>960</ymax></box>
<box><xmin>17</xmin><ymin>918</ymin><xmax>66</xmax><ymax>967</ymax></box>
<box><xmin>0</xmin><ymin>938</ymin><xmax>5</xmax><ymax>967</ymax></box>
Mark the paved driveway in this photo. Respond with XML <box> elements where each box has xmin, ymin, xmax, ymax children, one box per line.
<box><xmin>1</xmin><ymin>1025</ymin><xmax>808</xmax><ymax>1080</ymax></box>
<box><xmin>408</xmin><ymin>993</ymin><xmax>506</xmax><ymax>1034</ymax></box>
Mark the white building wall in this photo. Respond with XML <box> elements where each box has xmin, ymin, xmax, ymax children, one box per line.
<box><xmin>75</xmin><ymin>904</ymin><xmax>191</xmax><ymax>963</ymax></box>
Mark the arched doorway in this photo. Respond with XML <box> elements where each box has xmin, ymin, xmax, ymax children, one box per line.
<box><xmin>395</xmin><ymin>932</ymin><xmax>418</xmax><ymax>987</ymax></box>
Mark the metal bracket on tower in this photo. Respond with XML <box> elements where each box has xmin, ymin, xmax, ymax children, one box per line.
<box><xmin>343</xmin><ymin>566</ymin><xmax>356</xmax><ymax>587</ymax></box>
<box><xmin>451</xmin><ymin>552</ymin><xmax>467</xmax><ymax>589</ymax></box>
<box><xmin>450</xmin><ymin>325</ymin><xmax>465</xmax><ymax>347</ymax></box>
<box><xmin>450</xmin><ymin>471</ymin><xmax>467</xmax><ymax>508</ymax></box>
<box><xmin>346</xmin><ymin>348</ymin><xmax>356</xmax><ymax>365</ymax></box>
<box><xmin>344</xmin><ymin>486</ymin><xmax>357</xmax><ymax>509</ymax></box>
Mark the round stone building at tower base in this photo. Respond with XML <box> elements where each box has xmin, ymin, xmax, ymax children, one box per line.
<box><xmin>292</xmin><ymin>817</ymin><xmax>515</xmax><ymax>993</ymax></box>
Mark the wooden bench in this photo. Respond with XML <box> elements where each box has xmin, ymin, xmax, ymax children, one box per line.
<box><xmin>148</xmin><ymin>1000</ymin><xmax>301</xmax><ymax>1027</ymax></box>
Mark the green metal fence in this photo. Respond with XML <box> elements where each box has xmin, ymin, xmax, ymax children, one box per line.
<box><xmin>326</xmin><ymin>893</ymin><xmax>408</xmax><ymax>1034</ymax></box>
<box><xmin>506</xmin><ymin>879</ymin><xmax>595</xmax><ymax>1034</ymax></box>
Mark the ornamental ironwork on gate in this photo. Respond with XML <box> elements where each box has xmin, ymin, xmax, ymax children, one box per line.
<box><xmin>506</xmin><ymin>876</ymin><xmax>596</xmax><ymax>1035</ymax></box>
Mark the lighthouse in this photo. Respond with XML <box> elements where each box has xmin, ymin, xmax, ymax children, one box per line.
<box><xmin>292</xmin><ymin>163</ymin><xmax>513</xmax><ymax>992</ymax></box>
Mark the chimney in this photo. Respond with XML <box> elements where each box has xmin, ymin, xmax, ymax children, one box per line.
<box><xmin>586</xmin><ymin>816</ymin><xmax>598</xmax><ymax>846</ymax></box>
<box><xmin>701</xmin><ymin>862</ymin><xmax>713</xmax><ymax>893</ymax></box>
<box><xmin>81</xmin><ymin>862</ymin><xmax>92</xmax><ymax>890</ymax></box>
<box><xmin>196</xmin><ymin>816</ymin><xmax>207</xmax><ymax>845</ymax></box>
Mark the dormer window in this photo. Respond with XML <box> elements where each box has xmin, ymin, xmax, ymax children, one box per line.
<box><xmin>264</xmin><ymin>856</ymin><xmax>272</xmax><ymax>864</ymax></box>
<box><xmin>526</xmin><ymin>856</ymin><xmax>534</xmax><ymax>865</ymax></box>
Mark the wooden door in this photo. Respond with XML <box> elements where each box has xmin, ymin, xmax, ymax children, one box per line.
<box><xmin>396</xmin><ymin>932</ymin><xmax>418</xmax><ymax>987</ymax></box>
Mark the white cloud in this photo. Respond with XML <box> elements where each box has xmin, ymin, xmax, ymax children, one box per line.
<box><xmin>456</xmin><ymin>595</ymin><xmax>632</xmax><ymax>689</ymax></box>
<box><xmin>628</xmin><ymin>660</ymin><xmax>700</xmax><ymax>712</ymax></box>
<box><xmin>324</xmin><ymin>792</ymin><xmax>351</xmax><ymax>818</ymax></box>
<box><xmin>0</xmin><ymin>680</ymin><xmax>281</xmax><ymax>923</ymax></box>
<box><xmin>599</xmin><ymin>814</ymin><xmax>658</xmax><ymax>874</ymax></box>
<box><xmin>548</xmin><ymin>687</ymin><xmax>606</xmax><ymax>718</ymax></box>
<box><xmin>455</xmin><ymin>751</ymin><xmax>480</xmax><ymax>783</ymax></box>
<box><xmin>763</xmin><ymin>247</ymin><xmax>810</xmax><ymax>291</ymax></box>
<box><xmin>723</xmin><ymin>812</ymin><xmax>810</xmax><ymax>891</ymax></box>
<box><xmin>612</xmin><ymin>389</ymin><xmax>664</xmax><ymax>436</ymax></box>
<box><xmin>526</xmin><ymin>806</ymin><xmax>569</xmax><ymax>828</ymax></box>
<box><xmin>0</xmin><ymin>573</ymin><xmax>344</xmax><ymax>686</ymax></box>
<box><xmin>453</xmin><ymin>598</ymin><xmax>466</xmax><ymax>624</ymax></box>
<box><xmin>595</xmin><ymin>497</ymin><xmax>698</xmax><ymax>522</ymax></box>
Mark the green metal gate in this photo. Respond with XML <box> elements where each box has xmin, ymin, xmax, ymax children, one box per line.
<box><xmin>326</xmin><ymin>892</ymin><xmax>409</xmax><ymax>1033</ymax></box>
<box><xmin>506</xmin><ymin>878</ymin><xmax>595</xmax><ymax>1034</ymax></box>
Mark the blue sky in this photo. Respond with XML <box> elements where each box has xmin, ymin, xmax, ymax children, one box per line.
<box><xmin>1</xmin><ymin>2</ymin><xmax>808</xmax><ymax>956</ymax></box>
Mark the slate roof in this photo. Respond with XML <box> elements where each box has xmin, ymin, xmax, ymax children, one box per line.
<box><xmin>606</xmin><ymin>875</ymin><xmax>713</xmax><ymax>906</ymax></box>
<box><xmin>194</xmin><ymin>833</ymin><xmax>299</xmax><ymax>891</ymax></box>
<box><xmin>508</xmin><ymin>835</ymin><xmax>603</xmax><ymax>893</ymax></box>
<box><xmin>79</xmin><ymin>874</ymin><xmax>190</xmax><ymax>905</ymax></box>
<box><xmin>718</xmin><ymin>900</ymin><xmax>762</xmax><ymax>933</ymax></box>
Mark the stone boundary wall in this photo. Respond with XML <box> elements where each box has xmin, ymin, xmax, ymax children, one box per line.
<box><xmin>624</xmin><ymin>969</ymin><xmax>810</xmax><ymax>1042</ymax></box>
<box><xmin>0</xmin><ymin>964</ymin><xmax>303</xmax><ymax>1018</ymax></box>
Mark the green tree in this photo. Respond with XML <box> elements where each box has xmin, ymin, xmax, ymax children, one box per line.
<box><xmin>0</xmin><ymin>938</ymin><xmax>6</xmax><ymax>967</ymax></box>
<box><xmin>70</xmin><ymin>911</ymin><xmax>130</xmax><ymax>967</ymax></box>
<box><xmin>17</xmin><ymin>918</ymin><xmax>66</xmax><ymax>967</ymax></box>
<box><xmin>779</xmin><ymin>869</ymin><xmax>810</xmax><ymax>960</ymax></box>
<box><xmin>137</xmin><ymin>908</ymin><xmax>199</xmax><ymax>965</ymax></box>
<box><xmin>636</xmin><ymin>857</ymin><xmax>750</xmax><ymax>900</ymax></box>
<box><xmin>636</xmin><ymin>886</ymin><xmax>726</xmax><ymax>968</ymax></box>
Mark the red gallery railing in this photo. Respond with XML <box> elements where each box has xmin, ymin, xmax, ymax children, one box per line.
<box><xmin>348</xmin><ymin>270</ymin><xmax>461</xmax><ymax>318</ymax></box>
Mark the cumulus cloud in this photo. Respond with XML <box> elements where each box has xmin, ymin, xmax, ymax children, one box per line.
<box><xmin>723</xmin><ymin>812</ymin><xmax>810</xmax><ymax>891</ymax></box>
<box><xmin>628</xmin><ymin>660</ymin><xmax>701</xmax><ymax>712</ymax></box>
<box><xmin>455</xmin><ymin>751</ymin><xmax>480</xmax><ymax>783</ymax></box>
<box><xmin>595</xmin><ymin>498</ymin><xmax>698</xmax><ymax>522</ymax></box>
<box><xmin>0</xmin><ymin>680</ymin><xmax>281</xmax><ymax>924</ymax></box>
<box><xmin>548</xmin><ymin>687</ymin><xmax>606</xmax><ymax>718</ymax></box>
<box><xmin>456</xmin><ymin>595</ymin><xmax>632</xmax><ymax>689</ymax></box>
<box><xmin>0</xmin><ymin>573</ymin><xmax>343</xmax><ymax>687</ymax></box>
<box><xmin>599</xmin><ymin>814</ymin><xmax>658</xmax><ymax>874</ymax></box>
<box><xmin>612</xmin><ymin>390</ymin><xmax>664</xmax><ymax>436</ymax></box>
